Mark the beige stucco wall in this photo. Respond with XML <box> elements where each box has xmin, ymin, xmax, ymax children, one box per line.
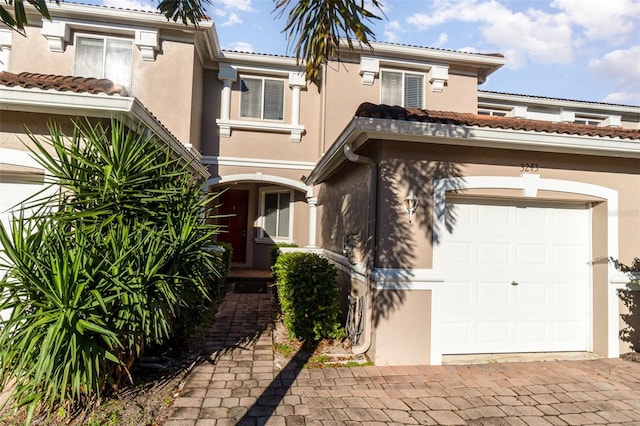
<box><xmin>372</xmin><ymin>289</ymin><xmax>432</xmax><ymax>366</ymax></box>
<box><xmin>209</xmin><ymin>71</ymin><xmax>323</xmax><ymax>164</ymax></box>
<box><xmin>376</xmin><ymin>141</ymin><xmax>640</xmax><ymax>268</ymax></box>
<box><xmin>317</xmin><ymin>137</ymin><xmax>640</xmax><ymax>364</ymax></box>
<box><xmin>321</xmin><ymin>62</ymin><xmax>480</xmax><ymax>154</ymax></box>
<box><xmin>8</xmin><ymin>25</ymin><xmax>200</xmax><ymax>147</ymax></box>
<box><xmin>317</xmin><ymin>158</ymin><xmax>372</xmax><ymax>263</ymax></box>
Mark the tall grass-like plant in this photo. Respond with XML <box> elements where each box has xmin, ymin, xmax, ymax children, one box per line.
<box><xmin>0</xmin><ymin>119</ymin><xmax>220</xmax><ymax>423</ymax></box>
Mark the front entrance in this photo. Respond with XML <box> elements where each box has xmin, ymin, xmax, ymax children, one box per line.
<box><xmin>216</xmin><ymin>189</ymin><xmax>249</xmax><ymax>263</ymax></box>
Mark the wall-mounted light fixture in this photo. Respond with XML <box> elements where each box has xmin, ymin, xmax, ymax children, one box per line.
<box><xmin>342</xmin><ymin>235</ymin><xmax>354</xmax><ymax>258</ymax></box>
<box><xmin>404</xmin><ymin>192</ymin><xmax>418</xmax><ymax>224</ymax></box>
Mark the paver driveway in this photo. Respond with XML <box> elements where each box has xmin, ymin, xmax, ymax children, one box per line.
<box><xmin>165</xmin><ymin>290</ymin><xmax>640</xmax><ymax>426</ymax></box>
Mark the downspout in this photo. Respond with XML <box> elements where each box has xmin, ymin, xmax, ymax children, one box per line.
<box><xmin>343</xmin><ymin>144</ymin><xmax>376</xmax><ymax>355</ymax></box>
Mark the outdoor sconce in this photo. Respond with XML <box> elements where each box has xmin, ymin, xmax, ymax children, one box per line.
<box><xmin>343</xmin><ymin>235</ymin><xmax>354</xmax><ymax>258</ymax></box>
<box><xmin>404</xmin><ymin>192</ymin><xmax>418</xmax><ymax>224</ymax></box>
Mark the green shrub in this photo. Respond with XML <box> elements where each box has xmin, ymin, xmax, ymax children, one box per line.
<box><xmin>270</xmin><ymin>242</ymin><xmax>299</xmax><ymax>268</ymax></box>
<box><xmin>0</xmin><ymin>119</ymin><xmax>221</xmax><ymax>423</ymax></box>
<box><xmin>272</xmin><ymin>252</ymin><xmax>343</xmax><ymax>342</ymax></box>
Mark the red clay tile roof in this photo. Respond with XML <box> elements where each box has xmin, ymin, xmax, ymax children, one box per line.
<box><xmin>355</xmin><ymin>102</ymin><xmax>640</xmax><ymax>140</ymax></box>
<box><xmin>0</xmin><ymin>72</ymin><xmax>129</xmax><ymax>96</ymax></box>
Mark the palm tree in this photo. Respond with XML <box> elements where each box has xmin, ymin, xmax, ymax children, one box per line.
<box><xmin>1</xmin><ymin>0</ymin><xmax>383</xmax><ymax>82</ymax></box>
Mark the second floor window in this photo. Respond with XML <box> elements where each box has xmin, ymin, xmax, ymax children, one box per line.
<box><xmin>74</xmin><ymin>36</ymin><xmax>133</xmax><ymax>90</ymax></box>
<box><xmin>381</xmin><ymin>70</ymin><xmax>424</xmax><ymax>108</ymax></box>
<box><xmin>240</xmin><ymin>77</ymin><xmax>284</xmax><ymax>121</ymax></box>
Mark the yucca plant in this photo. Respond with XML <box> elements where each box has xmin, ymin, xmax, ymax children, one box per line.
<box><xmin>0</xmin><ymin>118</ymin><xmax>221</xmax><ymax>423</ymax></box>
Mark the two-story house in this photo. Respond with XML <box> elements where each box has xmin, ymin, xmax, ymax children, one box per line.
<box><xmin>2</xmin><ymin>2</ymin><xmax>640</xmax><ymax>366</ymax></box>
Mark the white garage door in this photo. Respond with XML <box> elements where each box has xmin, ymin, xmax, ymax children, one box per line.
<box><xmin>1</xmin><ymin>175</ymin><xmax>47</xmax><ymax>321</ymax></box>
<box><xmin>441</xmin><ymin>199</ymin><xmax>590</xmax><ymax>355</ymax></box>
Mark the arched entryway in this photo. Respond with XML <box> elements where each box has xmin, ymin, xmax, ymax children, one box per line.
<box><xmin>206</xmin><ymin>173</ymin><xmax>315</xmax><ymax>268</ymax></box>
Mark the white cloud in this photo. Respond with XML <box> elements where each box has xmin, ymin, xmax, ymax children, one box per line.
<box><xmin>221</xmin><ymin>12</ymin><xmax>242</xmax><ymax>27</ymax></box>
<box><xmin>405</xmin><ymin>0</ymin><xmax>574</xmax><ymax>68</ymax></box>
<box><xmin>227</xmin><ymin>42</ymin><xmax>253</xmax><ymax>52</ymax></box>
<box><xmin>589</xmin><ymin>45</ymin><xmax>640</xmax><ymax>104</ymax></box>
<box><xmin>212</xmin><ymin>0</ymin><xmax>253</xmax><ymax>26</ymax></box>
<box><xmin>551</xmin><ymin>0</ymin><xmax>640</xmax><ymax>43</ymax></box>
<box><xmin>383</xmin><ymin>20</ymin><xmax>403</xmax><ymax>43</ymax></box>
<box><xmin>433</xmin><ymin>32</ymin><xmax>448</xmax><ymax>48</ymax></box>
<box><xmin>102</xmin><ymin>0</ymin><xmax>155</xmax><ymax>11</ymax></box>
<box><xmin>215</xmin><ymin>0</ymin><xmax>253</xmax><ymax>12</ymax></box>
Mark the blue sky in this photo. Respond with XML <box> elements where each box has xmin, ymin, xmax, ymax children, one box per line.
<box><xmin>99</xmin><ymin>0</ymin><xmax>640</xmax><ymax>105</ymax></box>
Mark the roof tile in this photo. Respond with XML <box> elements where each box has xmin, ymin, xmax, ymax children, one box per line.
<box><xmin>0</xmin><ymin>71</ymin><xmax>129</xmax><ymax>96</ymax></box>
<box><xmin>355</xmin><ymin>102</ymin><xmax>640</xmax><ymax>140</ymax></box>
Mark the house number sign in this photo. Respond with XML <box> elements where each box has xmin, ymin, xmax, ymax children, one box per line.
<box><xmin>520</xmin><ymin>163</ymin><xmax>539</xmax><ymax>172</ymax></box>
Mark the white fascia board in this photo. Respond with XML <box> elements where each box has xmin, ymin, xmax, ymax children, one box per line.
<box><xmin>0</xmin><ymin>86</ymin><xmax>208</xmax><ymax>179</ymax></box>
<box><xmin>479</xmin><ymin>91</ymin><xmax>640</xmax><ymax>116</ymax></box>
<box><xmin>0</xmin><ymin>85</ymin><xmax>135</xmax><ymax>116</ymax></box>
<box><xmin>218</xmin><ymin>51</ymin><xmax>302</xmax><ymax>69</ymax></box>
<box><xmin>357</xmin><ymin>41</ymin><xmax>506</xmax><ymax>79</ymax></box>
<box><xmin>307</xmin><ymin>116</ymin><xmax>640</xmax><ymax>184</ymax></box>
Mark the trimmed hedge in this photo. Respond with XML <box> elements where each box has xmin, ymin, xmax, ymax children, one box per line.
<box><xmin>270</xmin><ymin>242</ymin><xmax>299</xmax><ymax>268</ymax></box>
<box><xmin>272</xmin><ymin>252</ymin><xmax>343</xmax><ymax>342</ymax></box>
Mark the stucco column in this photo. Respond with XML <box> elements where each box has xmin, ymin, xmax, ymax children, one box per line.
<box><xmin>288</xmin><ymin>72</ymin><xmax>306</xmax><ymax>126</ymax></box>
<box><xmin>306</xmin><ymin>196</ymin><xmax>317</xmax><ymax>247</ymax></box>
<box><xmin>218</xmin><ymin>65</ymin><xmax>237</xmax><ymax>138</ymax></box>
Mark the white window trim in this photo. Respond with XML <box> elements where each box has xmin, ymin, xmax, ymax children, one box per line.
<box><xmin>41</xmin><ymin>19</ymin><xmax>158</xmax><ymax>60</ymax></box>
<box><xmin>380</xmin><ymin>68</ymin><xmax>426</xmax><ymax>109</ymax></box>
<box><xmin>217</xmin><ymin>65</ymin><xmax>306</xmax><ymax>142</ymax></box>
<box><xmin>238</xmin><ymin>75</ymin><xmax>286</xmax><ymax>122</ymax></box>
<box><xmin>73</xmin><ymin>33</ymin><xmax>134</xmax><ymax>89</ymax></box>
<box><xmin>256</xmin><ymin>186</ymin><xmax>294</xmax><ymax>244</ymax></box>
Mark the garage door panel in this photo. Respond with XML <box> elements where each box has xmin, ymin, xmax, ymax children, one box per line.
<box><xmin>516</xmin><ymin>244</ymin><xmax>547</xmax><ymax>264</ymax></box>
<box><xmin>515</xmin><ymin>321</ymin><xmax>548</xmax><ymax>343</ymax></box>
<box><xmin>442</xmin><ymin>201</ymin><xmax>590</xmax><ymax>355</ymax></box>
<box><xmin>477</xmin><ymin>282</ymin><xmax>510</xmax><ymax>304</ymax></box>
<box><xmin>443</xmin><ymin>281</ymin><xmax>474</xmax><ymax>304</ymax></box>
<box><xmin>477</xmin><ymin>205</ymin><xmax>510</xmax><ymax>225</ymax></box>
<box><xmin>478</xmin><ymin>242</ymin><xmax>510</xmax><ymax>264</ymax></box>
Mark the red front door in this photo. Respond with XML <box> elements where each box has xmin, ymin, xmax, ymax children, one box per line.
<box><xmin>217</xmin><ymin>189</ymin><xmax>249</xmax><ymax>263</ymax></box>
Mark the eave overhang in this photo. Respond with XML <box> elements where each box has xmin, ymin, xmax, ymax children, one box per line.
<box><xmin>0</xmin><ymin>85</ymin><xmax>209</xmax><ymax>180</ymax></box>
<box><xmin>306</xmin><ymin>116</ymin><xmax>640</xmax><ymax>185</ymax></box>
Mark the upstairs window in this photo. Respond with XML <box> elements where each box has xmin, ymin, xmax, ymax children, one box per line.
<box><xmin>74</xmin><ymin>36</ymin><xmax>133</xmax><ymax>89</ymax></box>
<box><xmin>574</xmin><ymin>116</ymin><xmax>601</xmax><ymax>126</ymax></box>
<box><xmin>240</xmin><ymin>77</ymin><xmax>285</xmax><ymax>121</ymax></box>
<box><xmin>259</xmin><ymin>189</ymin><xmax>293</xmax><ymax>241</ymax></box>
<box><xmin>381</xmin><ymin>70</ymin><xmax>424</xmax><ymax>108</ymax></box>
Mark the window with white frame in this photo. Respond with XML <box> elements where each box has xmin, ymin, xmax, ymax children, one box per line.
<box><xmin>240</xmin><ymin>77</ymin><xmax>285</xmax><ymax>121</ymax></box>
<box><xmin>574</xmin><ymin>116</ymin><xmax>602</xmax><ymax>126</ymax></box>
<box><xmin>381</xmin><ymin>70</ymin><xmax>425</xmax><ymax>108</ymax></box>
<box><xmin>259</xmin><ymin>189</ymin><xmax>293</xmax><ymax>241</ymax></box>
<box><xmin>74</xmin><ymin>35</ymin><xmax>133</xmax><ymax>89</ymax></box>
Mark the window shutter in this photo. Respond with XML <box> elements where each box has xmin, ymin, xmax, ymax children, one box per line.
<box><xmin>240</xmin><ymin>78</ymin><xmax>262</xmax><ymax>118</ymax></box>
<box><xmin>75</xmin><ymin>37</ymin><xmax>104</xmax><ymax>79</ymax></box>
<box><xmin>404</xmin><ymin>73</ymin><xmax>424</xmax><ymax>108</ymax></box>
<box><xmin>381</xmin><ymin>71</ymin><xmax>402</xmax><ymax>106</ymax></box>
<box><xmin>263</xmin><ymin>79</ymin><xmax>284</xmax><ymax>120</ymax></box>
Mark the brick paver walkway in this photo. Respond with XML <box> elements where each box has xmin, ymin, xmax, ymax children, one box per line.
<box><xmin>165</xmin><ymin>290</ymin><xmax>640</xmax><ymax>425</ymax></box>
